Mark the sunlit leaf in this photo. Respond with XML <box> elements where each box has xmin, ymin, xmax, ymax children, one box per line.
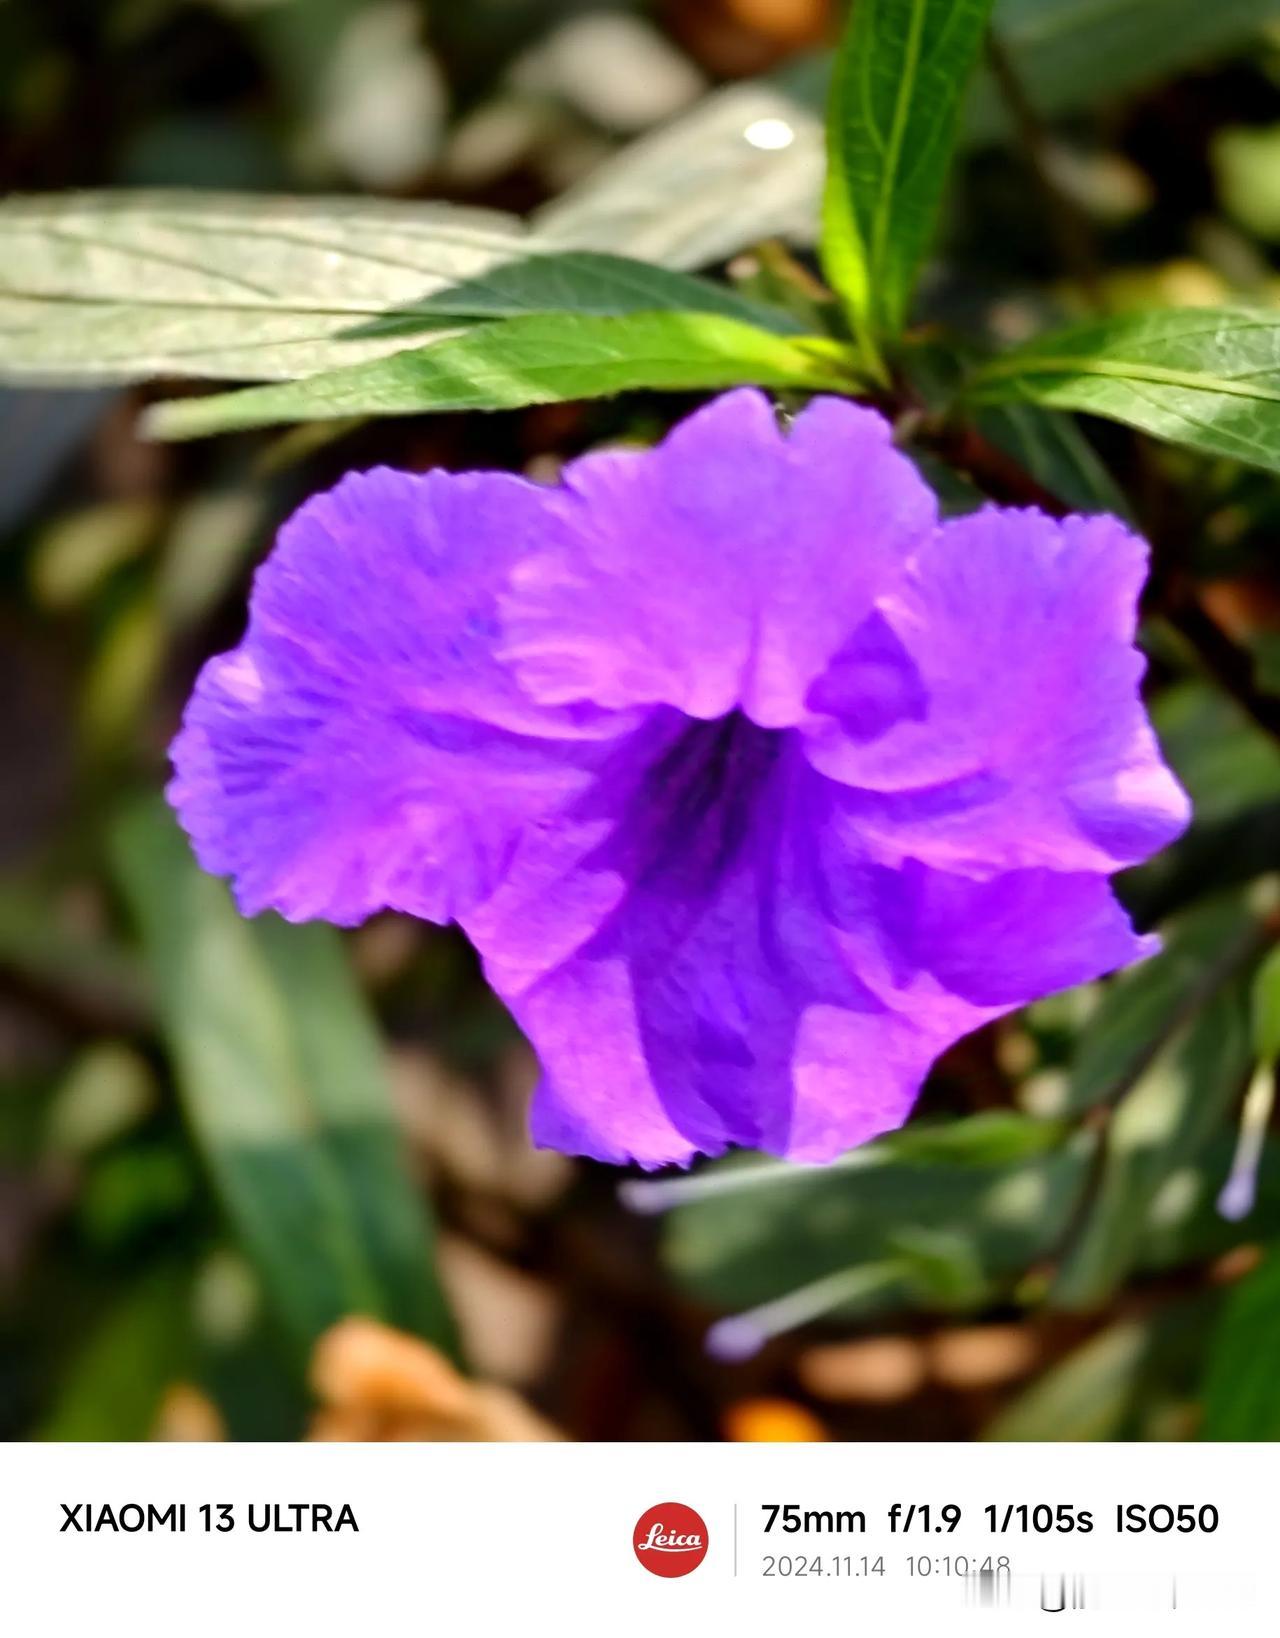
<box><xmin>984</xmin><ymin>1301</ymin><xmax>1215</xmax><ymax>1441</ymax></box>
<box><xmin>0</xmin><ymin>190</ymin><xmax>528</xmax><ymax>383</ymax></box>
<box><xmin>111</xmin><ymin>798</ymin><xmax>455</xmax><ymax>1355</ymax></box>
<box><xmin>1052</xmin><ymin>979</ymin><xmax>1254</xmax><ymax>1309</ymax></box>
<box><xmin>143</xmin><ymin>311</ymin><xmax>854</xmax><ymax>439</ymax></box>
<box><xmin>42</xmin><ymin>1042</ymin><xmax>156</xmax><ymax>1159</ymax></box>
<box><xmin>821</xmin><ymin>0</ymin><xmax>995</xmax><ymax>366</ymax></box>
<box><xmin>985</xmin><ymin>1318</ymin><xmax>1150</xmax><ymax>1440</ymax></box>
<box><xmin>1252</xmin><ymin>943</ymin><xmax>1280</xmax><ymax>1066</ymax></box>
<box><xmin>661</xmin><ymin>1116</ymin><xmax>1089</xmax><ymax>1315</ymax></box>
<box><xmin>967</xmin><ymin>308</ymin><xmax>1280</xmax><ymax>475</ymax></box>
<box><xmin>344</xmin><ymin>248</ymin><xmax>805</xmax><ymax>337</ymax></box>
<box><xmin>1065</xmin><ymin>894</ymin><xmax>1260</xmax><ymax>1116</ymax></box>
<box><xmin>536</xmin><ymin>82</ymin><xmax>823</xmax><ymax>269</ymax></box>
<box><xmin>1213</xmin><ymin>123</ymin><xmax>1280</xmax><ymax>244</ymax></box>
<box><xmin>1134</xmin><ymin>1134</ymin><xmax>1280</xmax><ymax>1273</ymax></box>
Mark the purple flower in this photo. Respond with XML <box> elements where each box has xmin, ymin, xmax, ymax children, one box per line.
<box><xmin>168</xmin><ymin>390</ymin><xmax>1190</xmax><ymax>1168</ymax></box>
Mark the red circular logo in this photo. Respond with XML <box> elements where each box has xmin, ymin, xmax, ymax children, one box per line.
<box><xmin>632</xmin><ymin>1502</ymin><xmax>709</xmax><ymax>1577</ymax></box>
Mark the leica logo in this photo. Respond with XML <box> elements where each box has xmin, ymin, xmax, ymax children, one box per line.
<box><xmin>638</xmin><ymin>1523</ymin><xmax>703</xmax><ymax>1553</ymax></box>
<box><xmin>632</xmin><ymin>1503</ymin><xmax>709</xmax><ymax>1577</ymax></box>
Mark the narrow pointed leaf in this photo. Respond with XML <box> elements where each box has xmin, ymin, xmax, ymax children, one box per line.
<box><xmin>663</xmin><ymin>1116</ymin><xmax>1089</xmax><ymax>1314</ymax></box>
<box><xmin>972</xmin><ymin>401</ymin><xmax>1131</xmax><ymax>517</ymax></box>
<box><xmin>821</xmin><ymin>0</ymin><xmax>996</xmax><ymax>362</ymax></box>
<box><xmin>343</xmin><ymin>248</ymin><xmax>806</xmax><ymax>338</ymax></box>
<box><xmin>966</xmin><ymin>308</ymin><xmax>1280</xmax><ymax>475</ymax></box>
<box><xmin>1065</xmin><ymin>895</ymin><xmax>1261</xmax><ymax>1116</ymax></box>
<box><xmin>112</xmin><ymin>798</ymin><xmax>455</xmax><ymax>1356</ymax></box>
<box><xmin>143</xmin><ymin>311</ymin><xmax>855</xmax><ymax>440</ymax></box>
<box><xmin>1051</xmin><ymin>979</ymin><xmax>1254</xmax><ymax>1310</ymax></box>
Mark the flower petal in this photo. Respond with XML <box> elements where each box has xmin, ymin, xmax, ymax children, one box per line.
<box><xmin>465</xmin><ymin>715</ymin><xmax>1094</xmax><ymax>1164</ymax></box>
<box><xmin>881</xmin><ymin>858</ymin><xmax>1155</xmax><ymax>1007</ymax></box>
<box><xmin>169</xmin><ymin>466</ymin><xmax>640</xmax><ymax>925</ymax></box>
<box><xmin>803</xmin><ymin>506</ymin><xmax>1191</xmax><ymax>874</ymax></box>
<box><xmin>466</xmin><ymin>718</ymin><xmax>1160</xmax><ymax>1166</ymax></box>
<box><xmin>466</xmin><ymin>733</ymin><xmax>948</xmax><ymax>1166</ymax></box>
<box><xmin>497</xmin><ymin>389</ymin><xmax>937</xmax><ymax>728</ymax></box>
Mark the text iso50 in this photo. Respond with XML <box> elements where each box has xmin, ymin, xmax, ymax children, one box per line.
<box><xmin>1116</xmin><ymin>1504</ymin><xmax>1219</xmax><ymax>1533</ymax></box>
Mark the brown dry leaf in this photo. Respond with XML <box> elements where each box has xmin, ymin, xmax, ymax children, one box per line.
<box><xmin>926</xmin><ymin>1325</ymin><xmax>1039</xmax><ymax>1391</ymax></box>
<box><xmin>798</xmin><ymin>1336</ymin><xmax>928</xmax><ymax>1404</ymax></box>
<box><xmin>151</xmin><ymin>1382</ymin><xmax>226</xmax><ymax>1442</ymax></box>
<box><xmin>307</xmin><ymin>1316</ymin><xmax>562</xmax><ymax>1441</ymax></box>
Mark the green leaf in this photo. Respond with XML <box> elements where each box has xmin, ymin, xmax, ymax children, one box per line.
<box><xmin>970</xmin><ymin>0</ymin><xmax>1280</xmax><ymax>146</ymax></box>
<box><xmin>527</xmin><ymin>0</ymin><xmax>1280</xmax><ymax>274</ymax></box>
<box><xmin>0</xmin><ymin>190</ymin><xmax>528</xmax><ymax>383</ymax></box>
<box><xmin>111</xmin><ymin>798</ymin><xmax>455</xmax><ymax>1356</ymax></box>
<box><xmin>536</xmin><ymin>82</ymin><xmax>823</xmax><ymax>269</ymax></box>
<box><xmin>43</xmin><ymin>1042</ymin><xmax>156</xmax><ymax>1159</ymax></box>
<box><xmin>1134</xmin><ymin>1133</ymin><xmax>1280</xmax><ymax>1274</ymax></box>
<box><xmin>39</xmin><ymin>1268</ymin><xmax>193</xmax><ymax>1441</ymax></box>
<box><xmin>985</xmin><ymin>1298</ymin><xmax>1214</xmax><ymax>1441</ymax></box>
<box><xmin>342</xmin><ymin>249</ymin><xmax>806</xmax><ymax>338</ymax></box>
<box><xmin>889</xmin><ymin>1226</ymin><xmax>988</xmax><ymax>1306</ymax></box>
<box><xmin>661</xmin><ymin>1115</ymin><xmax>1089</xmax><ymax>1315</ymax></box>
<box><xmin>1213</xmin><ymin>123</ymin><xmax>1280</xmax><ymax>244</ymax></box>
<box><xmin>984</xmin><ymin>1317</ymin><xmax>1151</xmax><ymax>1440</ymax></box>
<box><xmin>1052</xmin><ymin>978</ymin><xmax>1254</xmax><ymax>1310</ymax></box>
<box><xmin>821</xmin><ymin>0</ymin><xmax>995</xmax><ymax>366</ymax></box>
<box><xmin>1201</xmin><ymin>1246</ymin><xmax>1280</xmax><ymax>1437</ymax></box>
<box><xmin>143</xmin><ymin>311</ymin><xmax>855</xmax><ymax>440</ymax></box>
<box><xmin>252</xmin><ymin>915</ymin><xmax>453</xmax><ymax>1339</ymax></box>
<box><xmin>966</xmin><ymin>308</ymin><xmax>1280</xmax><ymax>476</ymax></box>
<box><xmin>1252</xmin><ymin>943</ymin><xmax>1280</xmax><ymax>1066</ymax></box>
<box><xmin>972</xmin><ymin>401</ymin><xmax>1131</xmax><ymax>517</ymax></box>
<box><xmin>871</xmin><ymin>1108</ymin><xmax>1067</xmax><ymax>1166</ymax></box>
<box><xmin>753</xmin><ymin>1</ymin><xmax>1280</xmax><ymax>166</ymax></box>
<box><xmin>905</xmin><ymin>447</ymin><xmax>986</xmax><ymax>515</ymax></box>
<box><xmin>0</xmin><ymin>879</ymin><xmax>148</xmax><ymax>1027</ymax></box>
<box><xmin>1065</xmin><ymin>894</ymin><xmax>1260</xmax><ymax>1116</ymax></box>
<box><xmin>1152</xmin><ymin>679</ymin><xmax>1280</xmax><ymax>825</ymax></box>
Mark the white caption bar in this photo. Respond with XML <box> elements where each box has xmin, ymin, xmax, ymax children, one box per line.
<box><xmin>3</xmin><ymin>1441</ymin><xmax>1269</xmax><ymax>1637</ymax></box>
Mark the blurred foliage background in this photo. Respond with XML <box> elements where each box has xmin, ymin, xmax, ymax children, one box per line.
<box><xmin>6</xmin><ymin>0</ymin><xmax>1280</xmax><ymax>1442</ymax></box>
